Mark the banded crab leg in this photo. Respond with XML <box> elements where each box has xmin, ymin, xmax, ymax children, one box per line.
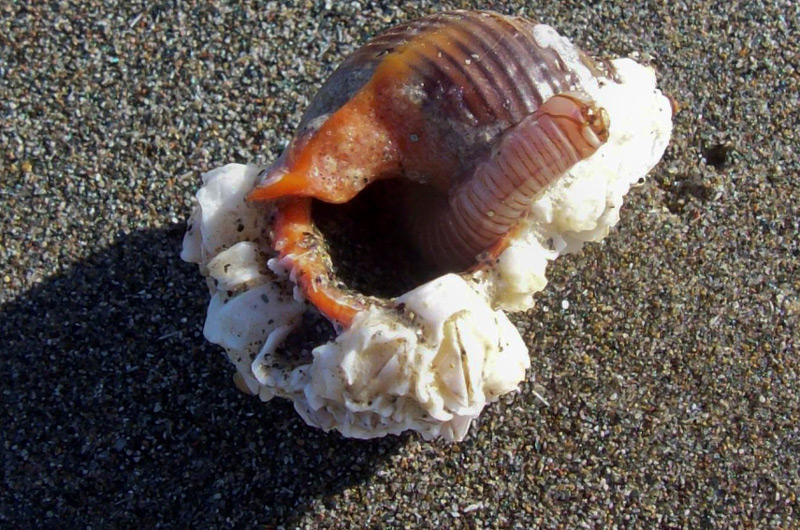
<box><xmin>409</xmin><ymin>93</ymin><xmax>610</xmax><ymax>271</ymax></box>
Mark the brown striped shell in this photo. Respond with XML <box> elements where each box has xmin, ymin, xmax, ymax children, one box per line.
<box><xmin>301</xmin><ymin>11</ymin><xmax>599</xmax><ymax>139</ymax></box>
<box><xmin>247</xmin><ymin>11</ymin><xmax>612</xmax><ymax>327</ymax></box>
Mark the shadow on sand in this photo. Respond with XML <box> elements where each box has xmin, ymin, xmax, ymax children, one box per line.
<box><xmin>1</xmin><ymin>225</ymin><xmax>405</xmax><ymax>528</ymax></box>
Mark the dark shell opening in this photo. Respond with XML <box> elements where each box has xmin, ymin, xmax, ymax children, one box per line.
<box><xmin>312</xmin><ymin>179</ymin><xmax>445</xmax><ymax>299</ymax></box>
<box><xmin>275</xmin><ymin>311</ymin><xmax>337</xmax><ymax>368</ymax></box>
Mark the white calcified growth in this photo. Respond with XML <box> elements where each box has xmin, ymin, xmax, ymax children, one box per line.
<box><xmin>182</xmin><ymin>165</ymin><xmax>530</xmax><ymax>441</ymax></box>
<box><xmin>181</xmin><ymin>164</ymin><xmax>270</xmax><ymax>270</ymax></box>
<box><xmin>182</xmin><ymin>165</ymin><xmax>305</xmax><ymax>395</ymax></box>
<box><xmin>303</xmin><ymin>275</ymin><xmax>529</xmax><ymax>440</ymax></box>
<box><xmin>181</xmin><ymin>26</ymin><xmax>673</xmax><ymax>441</ymax></box>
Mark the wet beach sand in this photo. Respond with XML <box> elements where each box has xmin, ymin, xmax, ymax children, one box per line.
<box><xmin>2</xmin><ymin>1</ymin><xmax>797</xmax><ymax>527</ymax></box>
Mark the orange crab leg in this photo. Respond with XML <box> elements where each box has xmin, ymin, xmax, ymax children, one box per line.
<box><xmin>272</xmin><ymin>198</ymin><xmax>363</xmax><ymax>327</ymax></box>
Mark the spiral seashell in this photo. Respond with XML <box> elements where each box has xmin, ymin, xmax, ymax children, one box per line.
<box><xmin>248</xmin><ymin>11</ymin><xmax>611</xmax><ymax>327</ymax></box>
<box><xmin>182</xmin><ymin>10</ymin><xmax>674</xmax><ymax>440</ymax></box>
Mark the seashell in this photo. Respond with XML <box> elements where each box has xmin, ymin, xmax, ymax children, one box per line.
<box><xmin>182</xmin><ymin>11</ymin><xmax>674</xmax><ymax>440</ymax></box>
<box><xmin>247</xmin><ymin>11</ymin><xmax>612</xmax><ymax>327</ymax></box>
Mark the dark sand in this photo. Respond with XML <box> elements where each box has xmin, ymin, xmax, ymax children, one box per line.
<box><xmin>2</xmin><ymin>1</ymin><xmax>797</xmax><ymax>527</ymax></box>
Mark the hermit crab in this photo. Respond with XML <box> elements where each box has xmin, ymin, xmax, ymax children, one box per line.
<box><xmin>182</xmin><ymin>11</ymin><xmax>673</xmax><ymax>440</ymax></box>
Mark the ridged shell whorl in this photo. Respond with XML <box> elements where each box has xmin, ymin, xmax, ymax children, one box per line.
<box><xmin>302</xmin><ymin>11</ymin><xmax>598</xmax><ymax>132</ymax></box>
<box><xmin>248</xmin><ymin>11</ymin><xmax>613</xmax><ymax>327</ymax></box>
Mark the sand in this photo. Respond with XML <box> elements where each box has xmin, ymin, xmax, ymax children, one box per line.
<box><xmin>2</xmin><ymin>1</ymin><xmax>797</xmax><ymax>527</ymax></box>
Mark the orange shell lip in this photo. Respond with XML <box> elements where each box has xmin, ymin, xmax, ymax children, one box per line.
<box><xmin>247</xmin><ymin>170</ymin><xmax>314</xmax><ymax>203</ymax></box>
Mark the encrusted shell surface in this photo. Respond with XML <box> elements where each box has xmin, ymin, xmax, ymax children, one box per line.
<box><xmin>182</xmin><ymin>11</ymin><xmax>673</xmax><ymax>440</ymax></box>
